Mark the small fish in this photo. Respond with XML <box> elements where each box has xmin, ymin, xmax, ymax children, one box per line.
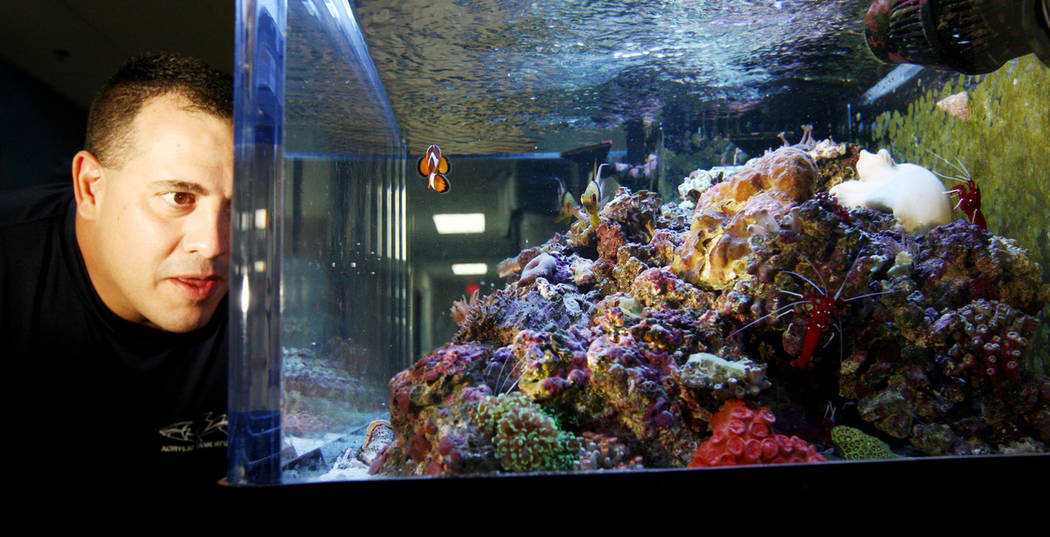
<box><xmin>417</xmin><ymin>144</ymin><xmax>451</xmax><ymax>193</ymax></box>
<box><xmin>554</xmin><ymin>178</ymin><xmax>580</xmax><ymax>224</ymax></box>
<box><xmin>580</xmin><ymin>162</ymin><xmax>608</xmax><ymax>228</ymax></box>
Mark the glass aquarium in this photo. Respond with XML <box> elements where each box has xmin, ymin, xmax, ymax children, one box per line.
<box><xmin>228</xmin><ymin>0</ymin><xmax>1050</xmax><ymax>485</ymax></box>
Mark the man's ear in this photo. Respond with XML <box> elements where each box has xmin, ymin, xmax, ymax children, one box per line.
<box><xmin>72</xmin><ymin>150</ymin><xmax>105</xmax><ymax>220</ymax></box>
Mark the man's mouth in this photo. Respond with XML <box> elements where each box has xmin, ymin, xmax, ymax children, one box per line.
<box><xmin>170</xmin><ymin>276</ymin><xmax>222</xmax><ymax>300</ymax></box>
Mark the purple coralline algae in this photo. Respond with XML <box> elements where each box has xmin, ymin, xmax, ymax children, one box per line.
<box><xmin>373</xmin><ymin>140</ymin><xmax>1050</xmax><ymax>476</ymax></box>
<box><xmin>575</xmin><ymin>431</ymin><xmax>645</xmax><ymax>470</ymax></box>
<box><xmin>377</xmin><ymin>344</ymin><xmax>500</xmax><ymax>475</ymax></box>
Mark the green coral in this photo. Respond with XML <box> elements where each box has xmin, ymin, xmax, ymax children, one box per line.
<box><xmin>831</xmin><ymin>426</ymin><xmax>898</xmax><ymax>461</ymax></box>
<box><xmin>475</xmin><ymin>392</ymin><xmax>580</xmax><ymax>473</ymax></box>
<box><xmin>870</xmin><ymin>55</ymin><xmax>1050</xmax><ymax>373</ymax></box>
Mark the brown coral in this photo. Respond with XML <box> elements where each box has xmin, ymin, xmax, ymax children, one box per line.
<box><xmin>672</xmin><ymin>146</ymin><xmax>817</xmax><ymax>289</ymax></box>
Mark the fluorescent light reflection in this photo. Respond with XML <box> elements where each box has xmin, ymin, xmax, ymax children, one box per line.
<box><xmin>433</xmin><ymin>213</ymin><xmax>485</xmax><ymax>234</ymax></box>
<box><xmin>452</xmin><ymin>263</ymin><xmax>488</xmax><ymax>275</ymax></box>
<box><xmin>239</xmin><ymin>273</ymin><xmax>250</xmax><ymax>314</ymax></box>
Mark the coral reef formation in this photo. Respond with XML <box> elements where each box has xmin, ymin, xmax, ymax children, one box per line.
<box><xmin>677</xmin><ymin>166</ymin><xmax>741</xmax><ymax>208</ymax></box>
<box><xmin>373</xmin><ymin>133</ymin><xmax>1049</xmax><ymax>477</ymax></box>
<box><xmin>376</xmin><ymin>344</ymin><xmax>501</xmax><ymax>476</ymax></box>
<box><xmin>871</xmin><ymin>56</ymin><xmax>1050</xmax><ymax>373</ymax></box>
<box><xmin>679</xmin><ymin>352</ymin><xmax>771</xmax><ymax>401</ymax></box>
<box><xmin>575</xmin><ymin>432</ymin><xmax>645</xmax><ymax>470</ymax></box>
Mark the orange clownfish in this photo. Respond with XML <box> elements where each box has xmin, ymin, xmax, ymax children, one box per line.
<box><xmin>417</xmin><ymin>144</ymin><xmax>451</xmax><ymax>193</ymax></box>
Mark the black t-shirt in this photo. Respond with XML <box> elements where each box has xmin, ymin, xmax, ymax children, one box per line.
<box><xmin>0</xmin><ymin>183</ymin><xmax>228</xmax><ymax>490</ymax></box>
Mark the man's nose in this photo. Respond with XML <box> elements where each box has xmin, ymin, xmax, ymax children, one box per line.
<box><xmin>184</xmin><ymin>204</ymin><xmax>230</xmax><ymax>258</ymax></box>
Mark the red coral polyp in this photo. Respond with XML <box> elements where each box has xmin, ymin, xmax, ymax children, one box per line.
<box><xmin>762</xmin><ymin>438</ymin><xmax>779</xmax><ymax>459</ymax></box>
<box><xmin>757</xmin><ymin>408</ymin><xmax>776</xmax><ymax>423</ymax></box>
<box><xmin>688</xmin><ymin>399</ymin><xmax>826</xmax><ymax>468</ymax></box>
<box><xmin>743</xmin><ymin>439</ymin><xmax>763</xmax><ymax>462</ymax></box>
<box><xmin>726</xmin><ymin>419</ymin><xmax>747</xmax><ymax>436</ymax></box>
<box><xmin>749</xmin><ymin>420</ymin><xmax>771</xmax><ymax>438</ymax></box>
<box><xmin>730</xmin><ymin>405</ymin><xmax>754</xmax><ymax>420</ymax></box>
<box><xmin>727</xmin><ymin>436</ymin><xmax>745</xmax><ymax>456</ymax></box>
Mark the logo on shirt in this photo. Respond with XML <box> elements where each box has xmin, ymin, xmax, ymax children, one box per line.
<box><xmin>158</xmin><ymin>411</ymin><xmax>228</xmax><ymax>453</ymax></box>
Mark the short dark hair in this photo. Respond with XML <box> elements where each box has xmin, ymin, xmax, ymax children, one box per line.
<box><xmin>85</xmin><ymin>52</ymin><xmax>233</xmax><ymax>168</ymax></box>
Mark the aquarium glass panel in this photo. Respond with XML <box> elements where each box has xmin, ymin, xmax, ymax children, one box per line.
<box><xmin>231</xmin><ymin>0</ymin><xmax>1050</xmax><ymax>484</ymax></box>
<box><xmin>230</xmin><ymin>0</ymin><xmax>408</xmax><ymax>485</ymax></box>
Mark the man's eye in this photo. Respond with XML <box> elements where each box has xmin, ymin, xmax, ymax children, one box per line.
<box><xmin>164</xmin><ymin>192</ymin><xmax>196</xmax><ymax>206</ymax></box>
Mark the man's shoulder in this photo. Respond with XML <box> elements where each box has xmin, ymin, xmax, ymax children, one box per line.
<box><xmin>0</xmin><ymin>182</ymin><xmax>74</xmax><ymax>229</ymax></box>
<box><xmin>0</xmin><ymin>182</ymin><xmax>81</xmax><ymax>340</ymax></box>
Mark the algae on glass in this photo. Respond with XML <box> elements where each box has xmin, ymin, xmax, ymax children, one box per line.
<box><xmin>872</xmin><ymin>55</ymin><xmax>1050</xmax><ymax>372</ymax></box>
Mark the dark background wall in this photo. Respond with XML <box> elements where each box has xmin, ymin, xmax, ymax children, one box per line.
<box><xmin>0</xmin><ymin>1</ymin><xmax>235</xmax><ymax>192</ymax></box>
<box><xmin>0</xmin><ymin>59</ymin><xmax>86</xmax><ymax>190</ymax></box>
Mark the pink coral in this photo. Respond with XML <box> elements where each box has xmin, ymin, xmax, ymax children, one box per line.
<box><xmin>688</xmin><ymin>400</ymin><xmax>826</xmax><ymax>467</ymax></box>
<box><xmin>936</xmin><ymin>300</ymin><xmax>1040</xmax><ymax>387</ymax></box>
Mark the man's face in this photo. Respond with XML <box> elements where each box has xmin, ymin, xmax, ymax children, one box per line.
<box><xmin>85</xmin><ymin>94</ymin><xmax>233</xmax><ymax>333</ymax></box>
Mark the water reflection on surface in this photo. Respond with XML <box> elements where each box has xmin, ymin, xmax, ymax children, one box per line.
<box><xmin>352</xmin><ymin>0</ymin><xmax>889</xmax><ymax>154</ymax></box>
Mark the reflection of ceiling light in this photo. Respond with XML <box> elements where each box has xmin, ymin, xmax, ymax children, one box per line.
<box><xmin>861</xmin><ymin>64</ymin><xmax>922</xmax><ymax>105</ymax></box>
<box><xmin>433</xmin><ymin>213</ymin><xmax>485</xmax><ymax>234</ymax></box>
<box><xmin>452</xmin><ymin>263</ymin><xmax>488</xmax><ymax>275</ymax></box>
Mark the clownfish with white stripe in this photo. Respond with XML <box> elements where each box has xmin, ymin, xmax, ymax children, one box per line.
<box><xmin>417</xmin><ymin>144</ymin><xmax>451</xmax><ymax>193</ymax></box>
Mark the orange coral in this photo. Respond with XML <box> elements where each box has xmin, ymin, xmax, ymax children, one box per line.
<box><xmin>698</xmin><ymin>146</ymin><xmax>816</xmax><ymax>209</ymax></box>
<box><xmin>672</xmin><ymin>146</ymin><xmax>817</xmax><ymax>289</ymax></box>
<box><xmin>688</xmin><ymin>399</ymin><xmax>826</xmax><ymax>467</ymax></box>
